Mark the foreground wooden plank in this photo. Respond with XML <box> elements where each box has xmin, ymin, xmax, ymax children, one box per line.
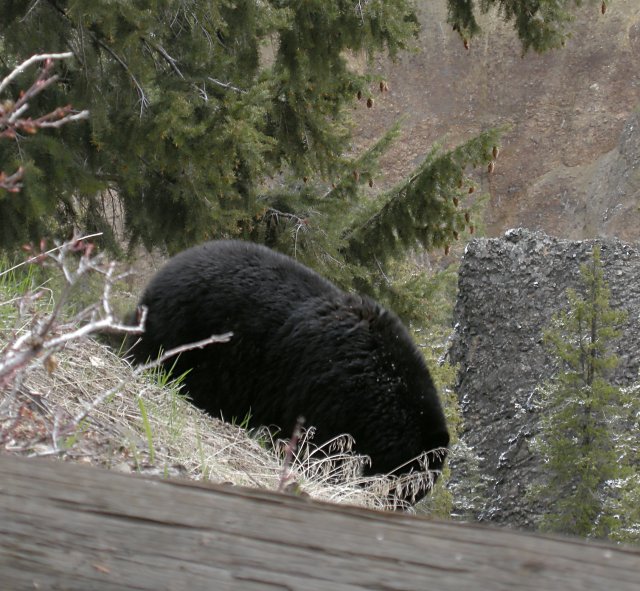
<box><xmin>0</xmin><ymin>454</ymin><xmax>638</xmax><ymax>591</ymax></box>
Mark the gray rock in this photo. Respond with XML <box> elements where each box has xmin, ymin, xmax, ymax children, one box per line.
<box><xmin>448</xmin><ymin>229</ymin><xmax>640</xmax><ymax>528</ymax></box>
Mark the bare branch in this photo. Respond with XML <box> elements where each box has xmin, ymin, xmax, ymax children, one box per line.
<box><xmin>0</xmin><ymin>167</ymin><xmax>25</xmax><ymax>193</ymax></box>
<box><xmin>0</xmin><ymin>237</ymin><xmax>113</xmax><ymax>386</ymax></box>
<box><xmin>145</xmin><ymin>40</ymin><xmax>184</xmax><ymax>79</ymax></box>
<box><xmin>90</xmin><ymin>38</ymin><xmax>149</xmax><ymax>114</ymax></box>
<box><xmin>136</xmin><ymin>333</ymin><xmax>234</xmax><ymax>373</ymax></box>
<box><xmin>0</xmin><ymin>52</ymin><xmax>73</xmax><ymax>95</ymax></box>
<box><xmin>0</xmin><ymin>238</ymin><xmax>233</xmax><ymax>451</ymax></box>
<box><xmin>0</xmin><ymin>233</ymin><xmax>103</xmax><ymax>279</ymax></box>
<box><xmin>207</xmin><ymin>76</ymin><xmax>247</xmax><ymax>94</ymax></box>
<box><xmin>66</xmin><ymin>331</ymin><xmax>233</xmax><ymax>434</ymax></box>
<box><xmin>0</xmin><ymin>52</ymin><xmax>90</xmax><ymax>193</ymax></box>
<box><xmin>37</xmin><ymin>109</ymin><xmax>90</xmax><ymax>128</ymax></box>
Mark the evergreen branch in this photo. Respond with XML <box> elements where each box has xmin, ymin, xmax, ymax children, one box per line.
<box><xmin>446</xmin><ymin>0</ymin><xmax>589</xmax><ymax>53</ymax></box>
<box><xmin>45</xmin><ymin>0</ymin><xmax>149</xmax><ymax>114</ymax></box>
<box><xmin>322</xmin><ymin>119</ymin><xmax>403</xmax><ymax>204</ymax></box>
<box><xmin>343</xmin><ymin>129</ymin><xmax>501</xmax><ymax>266</ymax></box>
<box><xmin>95</xmin><ymin>40</ymin><xmax>149</xmax><ymax>115</ymax></box>
<box><xmin>144</xmin><ymin>39</ymin><xmax>184</xmax><ymax>79</ymax></box>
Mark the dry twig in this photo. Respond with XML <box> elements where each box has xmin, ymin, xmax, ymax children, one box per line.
<box><xmin>0</xmin><ymin>52</ymin><xmax>89</xmax><ymax>193</ymax></box>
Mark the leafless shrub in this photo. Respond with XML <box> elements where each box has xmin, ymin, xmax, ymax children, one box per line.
<box><xmin>271</xmin><ymin>425</ymin><xmax>446</xmax><ymax>511</ymax></box>
<box><xmin>0</xmin><ymin>52</ymin><xmax>89</xmax><ymax>193</ymax></box>
<box><xmin>0</xmin><ymin>235</ymin><xmax>230</xmax><ymax>452</ymax></box>
<box><xmin>0</xmin><ymin>236</ymin><xmax>143</xmax><ymax>394</ymax></box>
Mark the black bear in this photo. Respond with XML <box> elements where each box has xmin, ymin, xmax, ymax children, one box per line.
<box><xmin>129</xmin><ymin>240</ymin><xmax>449</xmax><ymax>502</ymax></box>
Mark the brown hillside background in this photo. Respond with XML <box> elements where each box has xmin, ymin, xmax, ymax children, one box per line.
<box><xmin>355</xmin><ymin>0</ymin><xmax>640</xmax><ymax>241</ymax></box>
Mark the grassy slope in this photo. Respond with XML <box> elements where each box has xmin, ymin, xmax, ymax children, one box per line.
<box><xmin>0</xmin><ymin>258</ymin><xmax>424</xmax><ymax>511</ymax></box>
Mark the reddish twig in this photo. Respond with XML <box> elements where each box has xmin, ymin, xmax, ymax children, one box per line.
<box><xmin>277</xmin><ymin>416</ymin><xmax>306</xmax><ymax>493</ymax></box>
<box><xmin>0</xmin><ymin>52</ymin><xmax>89</xmax><ymax>193</ymax></box>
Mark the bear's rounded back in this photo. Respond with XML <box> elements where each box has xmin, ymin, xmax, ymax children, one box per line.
<box><xmin>129</xmin><ymin>240</ymin><xmax>449</xmax><ymax>503</ymax></box>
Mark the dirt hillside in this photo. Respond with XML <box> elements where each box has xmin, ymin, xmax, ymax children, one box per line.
<box><xmin>356</xmin><ymin>0</ymin><xmax>640</xmax><ymax>241</ymax></box>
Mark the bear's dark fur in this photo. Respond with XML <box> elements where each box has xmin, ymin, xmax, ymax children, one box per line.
<box><xmin>129</xmin><ymin>240</ymin><xmax>449</xmax><ymax>500</ymax></box>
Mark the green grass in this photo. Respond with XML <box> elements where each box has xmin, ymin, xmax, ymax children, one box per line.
<box><xmin>0</xmin><ymin>256</ymin><xmax>45</xmax><ymax>322</ymax></box>
<box><xmin>137</xmin><ymin>396</ymin><xmax>155</xmax><ymax>464</ymax></box>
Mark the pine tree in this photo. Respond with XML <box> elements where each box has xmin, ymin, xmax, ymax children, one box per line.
<box><xmin>0</xmin><ymin>0</ymin><xmax>606</xmax><ymax>265</ymax></box>
<box><xmin>447</xmin><ymin>0</ymin><xmax>608</xmax><ymax>53</ymax></box>
<box><xmin>532</xmin><ymin>247</ymin><xmax>628</xmax><ymax>538</ymax></box>
<box><xmin>606</xmin><ymin>380</ymin><xmax>640</xmax><ymax>545</ymax></box>
<box><xmin>0</xmin><ymin>0</ymin><xmax>419</xmax><ymax>254</ymax></box>
<box><xmin>252</xmin><ymin>124</ymin><xmax>500</xmax><ymax>310</ymax></box>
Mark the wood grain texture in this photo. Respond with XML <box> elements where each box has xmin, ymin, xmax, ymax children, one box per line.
<box><xmin>1</xmin><ymin>453</ymin><xmax>638</xmax><ymax>591</ymax></box>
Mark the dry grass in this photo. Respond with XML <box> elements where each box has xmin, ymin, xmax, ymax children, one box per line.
<box><xmin>0</xmin><ymin>265</ymin><xmax>420</xmax><ymax>510</ymax></box>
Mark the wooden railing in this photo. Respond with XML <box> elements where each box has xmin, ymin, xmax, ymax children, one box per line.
<box><xmin>1</xmin><ymin>453</ymin><xmax>638</xmax><ymax>590</ymax></box>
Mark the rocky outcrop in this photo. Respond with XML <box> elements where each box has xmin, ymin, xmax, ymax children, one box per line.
<box><xmin>521</xmin><ymin>110</ymin><xmax>640</xmax><ymax>242</ymax></box>
<box><xmin>449</xmin><ymin>229</ymin><xmax>640</xmax><ymax>528</ymax></box>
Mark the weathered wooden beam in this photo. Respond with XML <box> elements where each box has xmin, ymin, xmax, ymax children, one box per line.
<box><xmin>1</xmin><ymin>453</ymin><xmax>638</xmax><ymax>590</ymax></box>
